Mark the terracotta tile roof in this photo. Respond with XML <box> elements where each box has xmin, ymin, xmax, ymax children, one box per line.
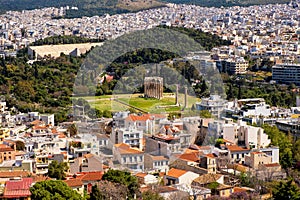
<box><xmin>233</xmin><ymin>187</ymin><xmax>248</xmax><ymax>193</ymax></box>
<box><xmin>80</xmin><ymin>171</ymin><xmax>103</xmax><ymax>182</ymax></box>
<box><xmin>3</xmin><ymin>178</ymin><xmax>33</xmax><ymax>198</ymax></box>
<box><xmin>153</xmin><ymin>134</ymin><xmax>179</xmax><ymax>141</ymax></box>
<box><xmin>206</xmin><ymin>153</ymin><xmax>217</xmax><ymax>158</ymax></box>
<box><xmin>217</xmin><ymin>184</ymin><xmax>233</xmax><ymax>190</ymax></box>
<box><xmin>58</xmin><ymin>133</ymin><xmax>66</xmax><ymax>138</ymax></box>
<box><xmin>30</xmin><ymin>120</ymin><xmax>44</xmax><ymax>126</ymax></box>
<box><xmin>126</xmin><ymin>114</ymin><xmax>165</xmax><ymax>122</ymax></box>
<box><xmin>151</xmin><ymin>155</ymin><xmax>168</xmax><ymax>161</ymax></box>
<box><xmin>178</xmin><ymin>152</ymin><xmax>201</xmax><ymax>162</ymax></box>
<box><xmin>84</xmin><ymin>153</ymin><xmax>94</xmax><ymax>158</ymax></box>
<box><xmin>166</xmin><ymin>168</ymin><xmax>187</xmax><ymax>178</ymax></box>
<box><xmin>135</xmin><ymin>173</ymin><xmax>147</xmax><ymax>178</ymax></box>
<box><xmin>32</xmin><ymin>126</ymin><xmax>48</xmax><ymax>130</ymax></box>
<box><xmin>193</xmin><ymin>174</ymin><xmax>222</xmax><ymax>185</ymax></box>
<box><xmin>226</xmin><ymin>145</ymin><xmax>250</xmax><ymax>152</ymax></box>
<box><xmin>64</xmin><ymin>179</ymin><xmax>83</xmax><ymax>187</ymax></box>
<box><xmin>0</xmin><ymin>144</ymin><xmax>14</xmax><ymax>152</ymax></box>
<box><xmin>157</xmin><ymin>186</ymin><xmax>178</xmax><ymax>193</ymax></box>
<box><xmin>264</xmin><ymin>163</ymin><xmax>281</xmax><ymax>167</ymax></box>
<box><xmin>251</xmin><ymin>151</ymin><xmax>263</xmax><ymax>155</ymax></box>
<box><xmin>115</xmin><ymin>143</ymin><xmax>143</xmax><ymax>155</ymax></box>
<box><xmin>0</xmin><ymin>171</ymin><xmax>31</xmax><ymax>178</ymax></box>
<box><xmin>114</xmin><ymin>143</ymin><xmax>129</xmax><ymax>148</ymax></box>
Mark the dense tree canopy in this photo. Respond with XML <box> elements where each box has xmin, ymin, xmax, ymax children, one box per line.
<box><xmin>262</xmin><ymin>124</ymin><xmax>294</xmax><ymax>169</ymax></box>
<box><xmin>272</xmin><ymin>179</ymin><xmax>300</xmax><ymax>200</ymax></box>
<box><xmin>90</xmin><ymin>181</ymin><xmax>128</xmax><ymax>200</ymax></box>
<box><xmin>31</xmin><ymin>36</ymin><xmax>104</xmax><ymax>46</ymax></box>
<box><xmin>102</xmin><ymin>169</ymin><xmax>140</xmax><ymax>199</ymax></box>
<box><xmin>30</xmin><ymin>180</ymin><xmax>83</xmax><ymax>200</ymax></box>
<box><xmin>47</xmin><ymin>161</ymin><xmax>69</xmax><ymax>180</ymax></box>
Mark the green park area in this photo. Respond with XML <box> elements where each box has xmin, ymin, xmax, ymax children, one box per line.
<box><xmin>81</xmin><ymin>93</ymin><xmax>200</xmax><ymax>114</ymax></box>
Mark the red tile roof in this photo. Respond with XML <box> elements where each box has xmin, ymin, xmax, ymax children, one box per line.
<box><xmin>135</xmin><ymin>173</ymin><xmax>147</xmax><ymax>178</ymax></box>
<box><xmin>114</xmin><ymin>143</ymin><xmax>143</xmax><ymax>154</ymax></box>
<box><xmin>64</xmin><ymin>179</ymin><xmax>83</xmax><ymax>187</ymax></box>
<box><xmin>3</xmin><ymin>178</ymin><xmax>32</xmax><ymax>198</ymax></box>
<box><xmin>0</xmin><ymin>171</ymin><xmax>31</xmax><ymax>178</ymax></box>
<box><xmin>0</xmin><ymin>144</ymin><xmax>14</xmax><ymax>152</ymax></box>
<box><xmin>80</xmin><ymin>171</ymin><xmax>103</xmax><ymax>182</ymax></box>
<box><xmin>178</xmin><ymin>152</ymin><xmax>201</xmax><ymax>162</ymax></box>
<box><xmin>151</xmin><ymin>155</ymin><xmax>168</xmax><ymax>161</ymax></box>
<box><xmin>126</xmin><ymin>114</ymin><xmax>165</xmax><ymax>122</ymax></box>
<box><xmin>233</xmin><ymin>187</ymin><xmax>248</xmax><ymax>193</ymax></box>
<box><xmin>206</xmin><ymin>153</ymin><xmax>217</xmax><ymax>158</ymax></box>
<box><xmin>251</xmin><ymin>151</ymin><xmax>263</xmax><ymax>155</ymax></box>
<box><xmin>157</xmin><ymin>186</ymin><xmax>178</xmax><ymax>193</ymax></box>
<box><xmin>264</xmin><ymin>163</ymin><xmax>281</xmax><ymax>167</ymax></box>
<box><xmin>166</xmin><ymin>168</ymin><xmax>187</xmax><ymax>178</ymax></box>
<box><xmin>226</xmin><ymin>145</ymin><xmax>250</xmax><ymax>152</ymax></box>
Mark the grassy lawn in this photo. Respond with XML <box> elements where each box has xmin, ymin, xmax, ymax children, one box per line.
<box><xmin>78</xmin><ymin>93</ymin><xmax>200</xmax><ymax>113</ymax></box>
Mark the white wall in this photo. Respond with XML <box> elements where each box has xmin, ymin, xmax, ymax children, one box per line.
<box><xmin>178</xmin><ymin>171</ymin><xmax>199</xmax><ymax>186</ymax></box>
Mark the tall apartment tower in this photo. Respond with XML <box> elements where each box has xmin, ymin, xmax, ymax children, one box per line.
<box><xmin>144</xmin><ymin>77</ymin><xmax>163</xmax><ymax>99</ymax></box>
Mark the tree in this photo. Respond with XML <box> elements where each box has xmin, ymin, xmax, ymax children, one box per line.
<box><xmin>102</xmin><ymin>169</ymin><xmax>140</xmax><ymax>199</ymax></box>
<box><xmin>90</xmin><ymin>185</ymin><xmax>103</xmax><ymax>200</ymax></box>
<box><xmin>142</xmin><ymin>190</ymin><xmax>164</xmax><ymax>200</ymax></box>
<box><xmin>208</xmin><ymin>182</ymin><xmax>219</xmax><ymax>195</ymax></box>
<box><xmin>215</xmin><ymin>138</ymin><xmax>225</xmax><ymax>148</ymax></box>
<box><xmin>67</xmin><ymin>123</ymin><xmax>78</xmax><ymax>137</ymax></box>
<box><xmin>262</xmin><ymin>124</ymin><xmax>294</xmax><ymax>169</ymax></box>
<box><xmin>15</xmin><ymin>140</ymin><xmax>25</xmax><ymax>151</ymax></box>
<box><xmin>90</xmin><ymin>181</ymin><xmax>128</xmax><ymax>200</ymax></box>
<box><xmin>200</xmin><ymin>110</ymin><xmax>212</xmax><ymax>118</ymax></box>
<box><xmin>272</xmin><ymin>179</ymin><xmax>300</xmax><ymax>200</ymax></box>
<box><xmin>47</xmin><ymin>160</ymin><xmax>69</xmax><ymax>180</ymax></box>
<box><xmin>30</xmin><ymin>180</ymin><xmax>83</xmax><ymax>200</ymax></box>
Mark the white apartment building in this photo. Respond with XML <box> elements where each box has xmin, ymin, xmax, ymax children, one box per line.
<box><xmin>196</xmin><ymin>95</ymin><xmax>228</xmax><ymax>118</ymax></box>
<box><xmin>223</xmin><ymin>120</ymin><xmax>271</xmax><ymax>149</ymax></box>
<box><xmin>110</xmin><ymin>127</ymin><xmax>143</xmax><ymax>150</ymax></box>
<box><xmin>225</xmin><ymin>57</ymin><xmax>249</xmax><ymax>74</ymax></box>
<box><xmin>113</xmin><ymin>143</ymin><xmax>144</xmax><ymax>172</ymax></box>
